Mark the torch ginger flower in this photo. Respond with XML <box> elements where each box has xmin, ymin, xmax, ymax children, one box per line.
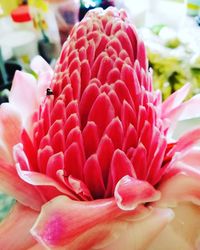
<box><xmin>0</xmin><ymin>7</ymin><xmax>200</xmax><ymax>250</ymax></box>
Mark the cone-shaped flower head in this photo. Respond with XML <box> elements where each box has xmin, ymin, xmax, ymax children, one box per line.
<box><xmin>15</xmin><ymin>8</ymin><xmax>168</xmax><ymax>205</ymax></box>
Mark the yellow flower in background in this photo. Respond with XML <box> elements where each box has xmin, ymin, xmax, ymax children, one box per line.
<box><xmin>28</xmin><ymin>0</ymin><xmax>49</xmax><ymax>12</ymax></box>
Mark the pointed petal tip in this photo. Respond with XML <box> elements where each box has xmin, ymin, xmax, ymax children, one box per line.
<box><xmin>9</xmin><ymin>70</ymin><xmax>39</xmax><ymax>123</ymax></box>
<box><xmin>30</xmin><ymin>55</ymin><xmax>53</xmax><ymax>75</ymax></box>
<box><xmin>114</xmin><ymin>175</ymin><xmax>161</xmax><ymax>211</ymax></box>
<box><xmin>162</xmin><ymin>82</ymin><xmax>191</xmax><ymax>118</ymax></box>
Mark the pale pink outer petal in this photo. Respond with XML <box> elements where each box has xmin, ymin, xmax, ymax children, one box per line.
<box><xmin>165</xmin><ymin>96</ymin><xmax>200</xmax><ymax>139</ymax></box>
<box><xmin>178</xmin><ymin>94</ymin><xmax>200</xmax><ymax>120</ymax></box>
<box><xmin>160</xmin><ymin>84</ymin><xmax>200</xmax><ymax>138</ymax></box>
<box><xmin>167</xmin><ymin>128</ymin><xmax>200</xmax><ymax>158</ymax></box>
<box><xmin>180</xmin><ymin>147</ymin><xmax>200</xmax><ymax>168</ymax></box>
<box><xmin>0</xmin><ymin>103</ymin><xmax>22</xmax><ymax>161</ymax></box>
<box><xmin>9</xmin><ymin>71</ymin><xmax>38</xmax><ymax>121</ymax></box>
<box><xmin>30</xmin><ymin>196</ymin><xmax>123</xmax><ymax>248</ymax></box>
<box><xmin>30</xmin><ymin>55</ymin><xmax>53</xmax><ymax>76</ymax></box>
<box><xmin>31</xmin><ymin>196</ymin><xmax>174</xmax><ymax>250</ymax></box>
<box><xmin>100</xmin><ymin>207</ymin><xmax>174</xmax><ymax>250</ymax></box>
<box><xmin>37</xmin><ymin>71</ymin><xmax>53</xmax><ymax>102</ymax></box>
<box><xmin>0</xmin><ymin>160</ymin><xmax>44</xmax><ymax>210</ymax></box>
<box><xmin>30</xmin><ymin>55</ymin><xmax>53</xmax><ymax>101</ymax></box>
<box><xmin>163</xmin><ymin>95</ymin><xmax>200</xmax><ymax>138</ymax></box>
<box><xmin>65</xmin><ymin>206</ymin><xmax>151</xmax><ymax>250</ymax></box>
<box><xmin>0</xmin><ymin>203</ymin><xmax>38</xmax><ymax>250</ymax></box>
<box><xmin>8</xmin><ymin>58</ymin><xmax>53</xmax><ymax>136</ymax></box>
<box><xmin>148</xmin><ymin>203</ymin><xmax>200</xmax><ymax>250</ymax></box>
<box><xmin>162</xmin><ymin>83</ymin><xmax>190</xmax><ymax>118</ymax></box>
<box><xmin>155</xmin><ymin>162</ymin><xmax>200</xmax><ymax>207</ymax></box>
<box><xmin>114</xmin><ymin>175</ymin><xmax>160</xmax><ymax>210</ymax></box>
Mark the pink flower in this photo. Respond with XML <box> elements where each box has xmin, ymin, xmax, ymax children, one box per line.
<box><xmin>0</xmin><ymin>7</ymin><xmax>200</xmax><ymax>250</ymax></box>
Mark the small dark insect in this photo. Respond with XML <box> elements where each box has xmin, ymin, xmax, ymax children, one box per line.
<box><xmin>46</xmin><ymin>88</ymin><xmax>54</xmax><ymax>96</ymax></box>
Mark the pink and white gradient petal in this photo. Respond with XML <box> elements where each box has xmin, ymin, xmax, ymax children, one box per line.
<box><xmin>31</xmin><ymin>195</ymin><xmax>174</xmax><ymax>250</ymax></box>
<box><xmin>178</xmin><ymin>94</ymin><xmax>200</xmax><ymax>121</ymax></box>
<box><xmin>30</xmin><ymin>55</ymin><xmax>53</xmax><ymax>102</ymax></box>
<box><xmin>30</xmin><ymin>55</ymin><xmax>53</xmax><ymax>76</ymax></box>
<box><xmin>161</xmin><ymin>84</ymin><xmax>200</xmax><ymax>138</ymax></box>
<box><xmin>156</xmin><ymin>162</ymin><xmax>200</xmax><ymax>207</ymax></box>
<box><xmin>148</xmin><ymin>203</ymin><xmax>200</xmax><ymax>250</ymax></box>
<box><xmin>0</xmin><ymin>103</ymin><xmax>22</xmax><ymax>161</ymax></box>
<box><xmin>162</xmin><ymin>83</ymin><xmax>191</xmax><ymax>117</ymax></box>
<box><xmin>9</xmin><ymin>71</ymin><xmax>38</xmax><ymax>122</ymax></box>
<box><xmin>31</xmin><ymin>196</ymin><xmax>124</xmax><ymax>248</ymax></box>
<box><xmin>65</xmin><ymin>206</ymin><xmax>152</xmax><ymax>250</ymax></box>
<box><xmin>100</xmin><ymin>207</ymin><xmax>174</xmax><ymax>250</ymax></box>
<box><xmin>0</xmin><ymin>161</ymin><xmax>44</xmax><ymax>211</ymax></box>
<box><xmin>179</xmin><ymin>147</ymin><xmax>200</xmax><ymax>168</ymax></box>
<box><xmin>0</xmin><ymin>203</ymin><xmax>38</xmax><ymax>250</ymax></box>
<box><xmin>165</xmin><ymin>96</ymin><xmax>200</xmax><ymax>138</ymax></box>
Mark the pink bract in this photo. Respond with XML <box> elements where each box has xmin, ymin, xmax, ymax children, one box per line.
<box><xmin>0</xmin><ymin>7</ymin><xmax>200</xmax><ymax>250</ymax></box>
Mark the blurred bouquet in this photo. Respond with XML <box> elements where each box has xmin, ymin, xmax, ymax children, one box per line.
<box><xmin>141</xmin><ymin>25</ymin><xmax>200</xmax><ymax>100</ymax></box>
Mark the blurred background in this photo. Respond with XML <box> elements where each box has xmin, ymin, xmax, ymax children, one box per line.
<box><xmin>0</xmin><ymin>0</ymin><xmax>200</xmax><ymax>220</ymax></box>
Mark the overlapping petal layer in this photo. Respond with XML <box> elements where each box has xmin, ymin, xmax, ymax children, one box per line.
<box><xmin>31</xmin><ymin>195</ymin><xmax>174</xmax><ymax>250</ymax></box>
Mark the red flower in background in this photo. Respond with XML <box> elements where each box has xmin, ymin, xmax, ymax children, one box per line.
<box><xmin>0</xmin><ymin>7</ymin><xmax>200</xmax><ymax>250</ymax></box>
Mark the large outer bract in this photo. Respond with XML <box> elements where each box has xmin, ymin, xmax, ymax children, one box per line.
<box><xmin>0</xmin><ymin>7</ymin><xmax>200</xmax><ymax>250</ymax></box>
